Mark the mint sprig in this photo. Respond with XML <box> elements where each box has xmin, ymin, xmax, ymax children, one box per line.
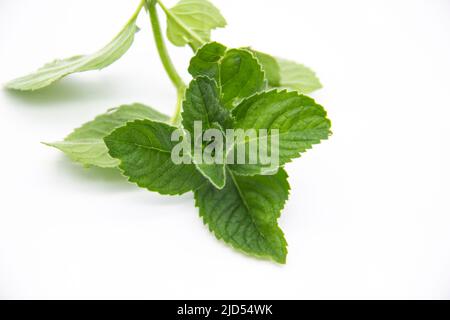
<box><xmin>7</xmin><ymin>0</ymin><xmax>331</xmax><ymax>263</ymax></box>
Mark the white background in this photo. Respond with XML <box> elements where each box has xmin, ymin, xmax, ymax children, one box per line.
<box><xmin>1</xmin><ymin>0</ymin><xmax>449</xmax><ymax>299</ymax></box>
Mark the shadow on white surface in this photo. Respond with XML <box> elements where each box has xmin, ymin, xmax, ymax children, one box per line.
<box><xmin>50</xmin><ymin>156</ymin><xmax>195</xmax><ymax>206</ymax></box>
<box><xmin>54</xmin><ymin>157</ymin><xmax>128</xmax><ymax>185</ymax></box>
<box><xmin>3</xmin><ymin>76</ymin><xmax>121</xmax><ymax>107</ymax></box>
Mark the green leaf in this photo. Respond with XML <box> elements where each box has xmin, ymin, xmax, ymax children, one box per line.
<box><xmin>252</xmin><ymin>50</ymin><xmax>322</xmax><ymax>94</ymax></box>
<box><xmin>195</xmin><ymin>168</ymin><xmax>290</xmax><ymax>263</ymax></box>
<box><xmin>181</xmin><ymin>76</ymin><xmax>231</xmax><ymax>189</ymax></box>
<box><xmin>6</xmin><ymin>9</ymin><xmax>141</xmax><ymax>91</ymax></box>
<box><xmin>277</xmin><ymin>58</ymin><xmax>322</xmax><ymax>93</ymax></box>
<box><xmin>188</xmin><ymin>42</ymin><xmax>226</xmax><ymax>79</ymax></box>
<box><xmin>195</xmin><ymin>162</ymin><xmax>226</xmax><ymax>190</ymax></box>
<box><xmin>158</xmin><ymin>0</ymin><xmax>226</xmax><ymax>51</ymax></box>
<box><xmin>45</xmin><ymin>104</ymin><xmax>169</xmax><ymax>168</ymax></box>
<box><xmin>230</xmin><ymin>90</ymin><xmax>331</xmax><ymax>175</ymax></box>
<box><xmin>189</xmin><ymin>42</ymin><xmax>265</xmax><ymax>109</ymax></box>
<box><xmin>104</xmin><ymin>119</ymin><xmax>205</xmax><ymax>195</ymax></box>
<box><xmin>252</xmin><ymin>50</ymin><xmax>281</xmax><ymax>87</ymax></box>
<box><xmin>182</xmin><ymin>76</ymin><xmax>232</xmax><ymax>132</ymax></box>
<box><xmin>220</xmin><ymin>49</ymin><xmax>266</xmax><ymax>108</ymax></box>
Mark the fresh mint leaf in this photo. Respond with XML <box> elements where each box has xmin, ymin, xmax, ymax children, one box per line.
<box><xmin>230</xmin><ymin>90</ymin><xmax>331</xmax><ymax>175</ymax></box>
<box><xmin>189</xmin><ymin>42</ymin><xmax>265</xmax><ymax>109</ymax></box>
<box><xmin>252</xmin><ymin>50</ymin><xmax>322</xmax><ymax>94</ymax></box>
<box><xmin>181</xmin><ymin>76</ymin><xmax>231</xmax><ymax>189</ymax></box>
<box><xmin>188</xmin><ymin>42</ymin><xmax>227</xmax><ymax>79</ymax></box>
<box><xmin>251</xmin><ymin>50</ymin><xmax>281</xmax><ymax>87</ymax></box>
<box><xmin>157</xmin><ymin>0</ymin><xmax>226</xmax><ymax>51</ymax></box>
<box><xmin>219</xmin><ymin>49</ymin><xmax>265</xmax><ymax>108</ymax></box>
<box><xmin>195</xmin><ymin>161</ymin><xmax>226</xmax><ymax>190</ymax></box>
<box><xmin>45</xmin><ymin>104</ymin><xmax>169</xmax><ymax>168</ymax></box>
<box><xmin>104</xmin><ymin>119</ymin><xmax>205</xmax><ymax>195</ymax></box>
<box><xmin>6</xmin><ymin>6</ymin><xmax>142</xmax><ymax>91</ymax></box>
<box><xmin>277</xmin><ymin>58</ymin><xmax>322</xmax><ymax>93</ymax></box>
<box><xmin>182</xmin><ymin>76</ymin><xmax>232</xmax><ymax>132</ymax></box>
<box><xmin>195</xmin><ymin>168</ymin><xmax>290</xmax><ymax>263</ymax></box>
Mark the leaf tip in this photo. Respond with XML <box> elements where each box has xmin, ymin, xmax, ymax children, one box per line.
<box><xmin>274</xmin><ymin>255</ymin><xmax>287</xmax><ymax>264</ymax></box>
<box><xmin>270</xmin><ymin>245</ymin><xmax>288</xmax><ymax>264</ymax></box>
<box><xmin>41</xmin><ymin>141</ymin><xmax>56</xmax><ymax>147</ymax></box>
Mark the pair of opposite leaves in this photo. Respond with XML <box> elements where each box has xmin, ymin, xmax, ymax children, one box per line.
<box><xmin>6</xmin><ymin>0</ymin><xmax>330</xmax><ymax>263</ymax></box>
<box><xmin>61</xmin><ymin>43</ymin><xmax>330</xmax><ymax>264</ymax></box>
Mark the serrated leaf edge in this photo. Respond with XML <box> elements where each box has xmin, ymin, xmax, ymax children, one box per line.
<box><xmin>194</xmin><ymin>168</ymin><xmax>290</xmax><ymax>264</ymax></box>
<box><xmin>104</xmin><ymin>119</ymin><xmax>206</xmax><ymax>196</ymax></box>
<box><xmin>230</xmin><ymin>88</ymin><xmax>332</xmax><ymax>175</ymax></box>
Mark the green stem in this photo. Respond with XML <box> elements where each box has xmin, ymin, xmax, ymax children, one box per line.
<box><xmin>147</xmin><ymin>0</ymin><xmax>185</xmax><ymax>91</ymax></box>
<box><xmin>170</xmin><ymin>86</ymin><xmax>185</xmax><ymax>125</ymax></box>
<box><xmin>130</xmin><ymin>0</ymin><xmax>146</xmax><ymax>21</ymax></box>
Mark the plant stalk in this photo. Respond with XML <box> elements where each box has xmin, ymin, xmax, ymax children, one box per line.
<box><xmin>170</xmin><ymin>86</ymin><xmax>185</xmax><ymax>125</ymax></box>
<box><xmin>147</xmin><ymin>0</ymin><xmax>185</xmax><ymax>92</ymax></box>
<box><xmin>131</xmin><ymin>0</ymin><xmax>146</xmax><ymax>21</ymax></box>
<box><xmin>146</xmin><ymin>0</ymin><xmax>186</xmax><ymax>125</ymax></box>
